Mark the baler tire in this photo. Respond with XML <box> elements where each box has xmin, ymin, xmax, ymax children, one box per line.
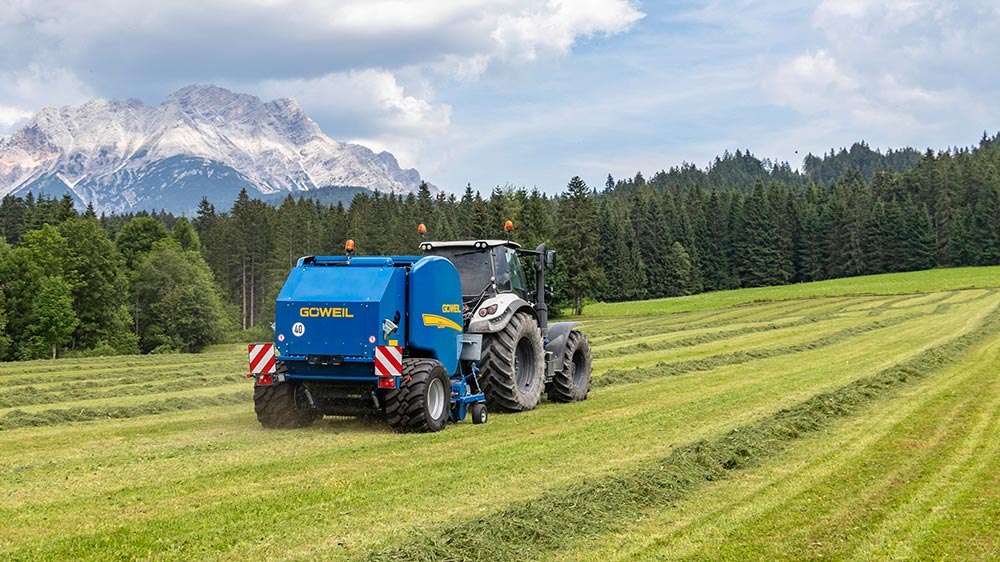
<box><xmin>547</xmin><ymin>330</ymin><xmax>592</xmax><ymax>403</ymax></box>
<box><xmin>254</xmin><ymin>365</ymin><xmax>319</xmax><ymax>429</ymax></box>
<box><xmin>385</xmin><ymin>359</ymin><xmax>450</xmax><ymax>433</ymax></box>
<box><xmin>471</xmin><ymin>402</ymin><xmax>488</xmax><ymax>424</ymax></box>
<box><xmin>480</xmin><ymin>310</ymin><xmax>544</xmax><ymax>412</ymax></box>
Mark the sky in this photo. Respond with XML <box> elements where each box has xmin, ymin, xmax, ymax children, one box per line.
<box><xmin>1</xmin><ymin>0</ymin><xmax>999</xmax><ymax>195</ymax></box>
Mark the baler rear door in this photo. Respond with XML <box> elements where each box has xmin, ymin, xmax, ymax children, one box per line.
<box><xmin>274</xmin><ymin>262</ymin><xmax>405</xmax><ymax>360</ymax></box>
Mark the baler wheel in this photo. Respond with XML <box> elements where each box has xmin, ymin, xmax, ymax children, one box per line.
<box><xmin>471</xmin><ymin>402</ymin><xmax>488</xmax><ymax>424</ymax></box>
<box><xmin>386</xmin><ymin>359</ymin><xmax>450</xmax><ymax>433</ymax></box>
<box><xmin>254</xmin><ymin>364</ymin><xmax>320</xmax><ymax>428</ymax></box>
<box><xmin>547</xmin><ymin>330</ymin><xmax>592</xmax><ymax>403</ymax></box>
<box><xmin>480</xmin><ymin>310</ymin><xmax>544</xmax><ymax>411</ymax></box>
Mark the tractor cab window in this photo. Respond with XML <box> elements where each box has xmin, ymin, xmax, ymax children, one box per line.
<box><xmin>492</xmin><ymin>247</ymin><xmax>527</xmax><ymax>299</ymax></box>
<box><xmin>506</xmin><ymin>249</ymin><xmax>528</xmax><ymax>298</ymax></box>
<box><xmin>492</xmin><ymin>247</ymin><xmax>511</xmax><ymax>294</ymax></box>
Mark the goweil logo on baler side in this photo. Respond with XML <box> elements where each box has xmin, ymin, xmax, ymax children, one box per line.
<box><xmin>422</xmin><ymin>314</ymin><xmax>462</xmax><ymax>331</ymax></box>
<box><xmin>299</xmin><ymin>307</ymin><xmax>354</xmax><ymax>318</ymax></box>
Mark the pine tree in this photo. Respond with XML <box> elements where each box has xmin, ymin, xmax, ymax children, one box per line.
<box><xmin>698</xmin><ymin>190</ymin><xmax>728</xmax><ymax>290</ymax></box>
<box><xmin>841</xmin><ymin>172</ymin><xmax>870</xmax><ymax>276</ymax></box>
<box><xmin>902</xmin><ymin>201</ymin><xmax>936</xmax><ymax>270</ymax></box>
<box><xmin>555</xmin><ymin>177</ymin><xmax>604</xmax><ymax>315</ymax></box>
<box><xmin>597</xmin><ymin>198</ymin><xmax>646</xmax><ymax>301</ymax></box>
<box><xmin>230</xmin><ymin>189</ymin><xmax>275</xmax><ymax>328</ymax></box>
<box><xmin>632</xmin><ymin>184</ymin><xmax>670</xmax><ymax>297</ymax></box>
<box><xmin>663</xmin><ymin>242</ymin><xmax>693</xmax><ymax>297</ymax></box>
<box><xmin>739</xmin><ymin>179</ymin><xmax>791</xmax><ymax>287</ymax></box>
<box><xmin>416</xmin><ymin>181</ymin><xmax>433</xmax><ymax>224</ymax></box>
<box><xmin>0</xmin><ymin>195</ymin><xmax>28</xmax><ymax>245</ymax></box>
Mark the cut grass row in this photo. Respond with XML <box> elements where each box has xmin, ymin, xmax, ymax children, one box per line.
<box><xmin>593</xmin><ymin>290</ymin><xmax>994</xmax><ymax>380</ymax></box>
<box><xmin>583</xmin><ymin>296</ymin><xmax>859</xmax><ymax>343</ymax></box>
<box><xmin>588</xmin><ymin>292</ymin><xmax>959</xmax><ymax>361</ymax></box>
<box><xmin>1</xmin><ymin>269</ymin><xmax>998</xmax><ymax>560</ymax></box>
<box><xmin>0</xmin><ymin>391</ymin><xmax>248</xmax><ymax>431</ymax></box>
<box><xmin>584</xmin><ymin>290</ymin><xmax>967</xmax><ymax>350</ymax></box>
<box><xmin>581</xmin><ymin>266</ymin><xmax>1000</xmax><ymax>317</ymax></box>
<box><xmin>2</xmin><ymin>289</ymin><xmax>996</xmax><ymax>560</ymax></box>
<box><xmin>0</xmin><ymin>373</ymin><xmax>247</xmax><ymax>409</ymax></box>
<box><xmin>1</xmin><ymin>290</ymin><xmax>977</xmax><ymax>429</ymax></box>
<box><xmin>558</xmin><ymin>313</ymin><xmax>1000</xmax><ymax>561</ymax></box>
<box><xmin>368</xmin><ymin>297</ymin><xmax>1000</xmax><ymax>561</ymax></box>
<box><xmin>0</xmin><ymin>356</ymin><xmax>244</xmax><ymax>386</ymax></box>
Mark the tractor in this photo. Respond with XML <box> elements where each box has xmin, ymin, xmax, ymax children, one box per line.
<box><xmin>248</xmin><ymin>222</ymin><xmax>592</xmax><ymax>432</ymax></box>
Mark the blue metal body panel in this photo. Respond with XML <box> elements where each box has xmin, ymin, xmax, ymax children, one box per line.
<box><xmin>275</xmin><ymin>261</ymin><xmax>407</xmax><ymax>366</ymax></box>
<box><xmin>407</xmin><ymin>256</ymin><xmax>464</xmax><ymax>375</ymax></box>
<box><xmin>273</xmin><ymin>254</ymin><xmax>463</xmax><ymax>381</ymax></box>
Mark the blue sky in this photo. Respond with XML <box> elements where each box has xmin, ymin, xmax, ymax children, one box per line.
<box><xmin>2</xmin><ymin>1</ymin><xmax>998</xmax><ymax>195</ymax></box>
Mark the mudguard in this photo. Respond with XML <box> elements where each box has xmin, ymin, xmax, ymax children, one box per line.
<box><xmin>467</xmin><ymin>294</ymin><xmax>535</xmax><ymax>334</ymax></box>
<box><xmin>545</xmin><ymin>322</ymin><xmax>581</xmax><ymax>372</ymax></box>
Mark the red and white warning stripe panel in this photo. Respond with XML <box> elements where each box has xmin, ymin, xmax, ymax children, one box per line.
<box><xmin>249</xmin><ymin>343</ymin><xmax>276</xmax><ymax>374</ymax></box>
<box><xmin>374</xmin><ymin>346</ymin><xmax>402</xmax><ymax>377</ymax></box>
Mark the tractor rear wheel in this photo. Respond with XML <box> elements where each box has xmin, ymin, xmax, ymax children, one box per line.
<box><xmin>480</xmin><ymin>310</ymin><xmax>544</xmax><ymax>411</ymax></box>
<box><xmin>547</xmin><ymin>330</ymin><xmax>592</xmax><ymax>403</ymax></box>
<box><xmin>385</xmin><ymin>358</ymin><xmax>450</xmax><ymax>433</ymax></box>
<box><xmin>254</xmin><ymin>364</ymin><xmax>320</xmax><ymax>428</ymax></box>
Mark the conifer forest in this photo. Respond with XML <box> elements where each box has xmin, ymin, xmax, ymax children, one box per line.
<box><xmin>0</xmin><ymin>135</ymin><xmax>998</xmax><ymax>361</ymax></box>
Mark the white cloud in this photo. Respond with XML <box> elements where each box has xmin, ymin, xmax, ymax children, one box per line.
<box><xmin>765</xmin><ymin>0</ymin><xmax>1000</xmax><ymax>156</ymax></box>
<box><xmin>1</xmin><ymin>1</ymin><xmax>644</xmax><ymax>85</ymax></box>
<box><xmin>768</xmin><ymin>50</ymin><xmax>858</xmax><ymax>114</ymax></box>
<box><xmin>254</xmin><ymin>69</ymin><xmax>452</xmax><ymax>168</ymax></box>
<box><xmin>0</xmin><ymin>106</ymin><xmax>32</xmax><ymax>130</ymax></box>
<box><xmin>0</xmin><ymin>0</ymin><xmax>644</xmax><ymax>174</ymax></box>
<box><xmin>0</xmin><ymin>65</ymin><xmax>93</xmax><ymax>106</ymax></box>
<box><xmin>492</xmin><ymin>0</ymin><xmax>644</xmax><ymax>62</ymax></box>
<box><xmin>0</xmin><ymin>64</ymin><xmax>94</xmax><ymax>133</ymax></box>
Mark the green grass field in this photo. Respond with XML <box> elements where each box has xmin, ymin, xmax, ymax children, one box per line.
<box><xmin>2</xmin><ymin>266</ymin><xmax>999</xmax><ymax>561</ymax></box>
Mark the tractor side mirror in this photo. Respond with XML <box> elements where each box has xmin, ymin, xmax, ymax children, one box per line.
<box><xmin>545</xmin><ymin>250</ymin><xmax>556</xmax><ymax>268</ymax></box>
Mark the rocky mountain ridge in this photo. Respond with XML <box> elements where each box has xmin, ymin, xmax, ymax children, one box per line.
<box><xmin>0</xmin><ymin>85</ymin><xmax>424</xmax><ymax>213</ymax></box>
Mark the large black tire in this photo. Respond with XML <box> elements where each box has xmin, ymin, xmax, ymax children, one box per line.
<box><xmin>385</xmin><ymin>358</ymin><xmax>450</xmax><ymax>433</ymax></box>
<box><xmin>254</xmin><ymin>364</ymin><xmax>320</xmax><ymax>428</ymax></box>
<box><xmin>480</xmin><ymin>310</ymin><xmax>544</xmax><ymax>411</ymax></box>
<box><xmin>547</xmin><ymin>330</ymin><xmax>592</xmax><ymax>403</ymax></box>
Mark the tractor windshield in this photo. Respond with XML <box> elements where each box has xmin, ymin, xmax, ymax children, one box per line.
<box><xmin>426</xmin><ymin>248</ymin><xmax>494</xmax><ymax>298</ymax></box>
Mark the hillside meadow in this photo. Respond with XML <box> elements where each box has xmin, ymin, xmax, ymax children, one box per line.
<box><xmin>2</xmin><ymin>266</ymin><xmax>999</xmax><ymax>561</ymax></box>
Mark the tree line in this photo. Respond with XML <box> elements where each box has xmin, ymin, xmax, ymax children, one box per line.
<box><xmin>0</xmin><ymin>133</ymin><xmax>997</xmax><ymax>360</ymax></box>
<box><xmin>592</xmin><ymin>134</ymin><xmax>999</xmax><ymax>302</ymax></box>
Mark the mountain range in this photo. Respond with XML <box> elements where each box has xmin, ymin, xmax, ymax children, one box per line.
<box><xmin>0</xmin><ymin>85</ymin><xmax>425</xmax><ymax>214</ymax></box>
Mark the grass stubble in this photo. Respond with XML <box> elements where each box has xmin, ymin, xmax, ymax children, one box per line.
<box><xmin>367</xmin><ymin>300</ymin><xmax>1000</xmax><ymax>561</ymax></box>
<box><xmin>1</xmin><ymin>268</ymin><xmax>999</xmax><ymax>561</ymax></box>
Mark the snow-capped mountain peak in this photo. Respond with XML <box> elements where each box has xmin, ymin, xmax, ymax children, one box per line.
<box><xmin>0</xmin><ymin>84</ymin><xmax>425</xmax><ymax>213</ymax></box>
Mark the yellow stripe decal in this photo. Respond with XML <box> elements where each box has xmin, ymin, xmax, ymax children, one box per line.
<box><xmin>422</xmin><ymin>313</ymin><xmax>462</xmax><ymax>331</ymax></box>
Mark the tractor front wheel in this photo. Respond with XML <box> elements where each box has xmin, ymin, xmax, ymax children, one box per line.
<box><xmin>254</xmin><ymin>365</ymin><xmax>320</xmax><ymax>428</ymax></box>
<box><xmin>386</xmin><ymin>358</ymin><xmax>450</xmax><ymax>433</ymax></box>
<box><xmin>547</xmin><ymin>330</ymin><xmax>592</xmax><ymax>403</ymax></box>
<box><xmin>480</xmin><ymin>311</ymin><xmax>544</xmax><ymax>411</ymax></box>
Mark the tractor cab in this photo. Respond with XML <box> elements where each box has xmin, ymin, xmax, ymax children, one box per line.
<box><xmin>419</xmin><ymin>240</ymin><xmax>529</xmax><ymax>301</ymax></box>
